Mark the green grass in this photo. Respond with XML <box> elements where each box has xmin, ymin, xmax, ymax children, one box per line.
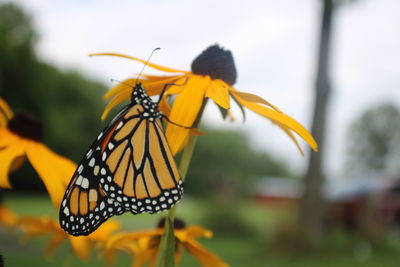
<box><xmin>2</xmin><ymin>194</ymin><xmax>400</xmax><ymax>267</ymax></box>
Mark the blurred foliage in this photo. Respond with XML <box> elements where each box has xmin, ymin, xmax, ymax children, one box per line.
<box><xmin>346</xmin><ymin>103</ymin><xmax>400</xmax><ymax>173</ymax></box>
<box><xmin>185</xmin><ymin>127</ymin><xmax>292</xmax><ymax>198</ymax></box>
<box><xmin>0</xmin><ymin>3</ymin><xmax>106</xmax><ymax>190</ymax></box>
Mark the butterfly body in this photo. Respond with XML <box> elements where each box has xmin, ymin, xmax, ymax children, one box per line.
<box><xmin>60</xmin><ymin>84</ymin><xmax>183</xmax><ymax>236</ymax></box>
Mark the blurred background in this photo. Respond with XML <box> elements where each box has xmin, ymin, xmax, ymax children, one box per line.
<box><xmin>1</xmin><ymin>0</ymin><xmax>400</xmax><ymax>266</ymax></box>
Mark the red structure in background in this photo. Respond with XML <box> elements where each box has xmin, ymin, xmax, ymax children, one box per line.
<box><xmin>253</xmin><ymin>176</ymin><xmax>400</xmax><ymax>231</ymax></box>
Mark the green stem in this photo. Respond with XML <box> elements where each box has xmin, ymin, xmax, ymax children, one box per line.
<box><xmin>155</xmin><ymin>135</ymin><xmax>198</xmax><ymax>267</ymax></box>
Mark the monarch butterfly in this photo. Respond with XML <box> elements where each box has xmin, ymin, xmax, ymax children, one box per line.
<box><xmin>59</xmin><ymin>83</ymin><xmax>183</xmax><ymax>236</ymax></box>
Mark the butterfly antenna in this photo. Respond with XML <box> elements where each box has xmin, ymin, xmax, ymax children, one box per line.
<box><xmin>136</xmin><ymin>47</ymin><xmax>161</xmax><ymax>84</ymax></box>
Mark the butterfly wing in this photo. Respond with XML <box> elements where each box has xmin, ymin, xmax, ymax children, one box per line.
<box><xmin>60</xmin><ymin>84</ymin><xmax>184</xmax><ymax>236</ymax></box>
<box><xmin>98</xmin><ymin>103</ymin><xmax>183</xmax><ymax>214</ymax></box>
<box><xmin>59</xmin><ymin>105</ymin><xmax>131</xmax><ymax>236</ymax></box>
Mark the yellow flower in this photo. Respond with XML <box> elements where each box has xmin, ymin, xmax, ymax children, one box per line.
<box><xmin>0</xmin><ymin>98</ymin><xmax>76</xmax><ymax>207</ymax></box>
<box><xmin>91</xmin><ymin>44</ymin><xmax>318</xmax><ymax>155</ymax></box>
<box><xmin>104</xmin><ymin>218</ymin><xmax>228</xmax><ymax>267</ymax></box>
<box><xmin>16</xmin><ymin>215</ymin><xmax>120</xmax><ymax>260</ymax></box>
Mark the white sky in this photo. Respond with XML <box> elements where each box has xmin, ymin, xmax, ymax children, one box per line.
<box><xmin>5</xmin><ymin>0</ymin><xmax>400</xmax><ymax>177</ymax></box>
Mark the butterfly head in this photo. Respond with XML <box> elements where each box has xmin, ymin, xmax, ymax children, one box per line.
<box><xmin>131</xmin><ymin>84</ymin><xmax>163</xmax><ymax>121</ymax></box>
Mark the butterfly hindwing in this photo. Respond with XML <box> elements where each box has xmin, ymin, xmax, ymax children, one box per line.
<box><xmin>59</xmin><ymin>149</ymin><xmax>124</xmax><ymax>236</ymax></box>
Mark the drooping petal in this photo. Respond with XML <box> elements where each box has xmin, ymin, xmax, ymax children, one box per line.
<box><xmin>90</xmin><ymin>53</ymin><xmax>189</xmax><ymax>74</ymax></box>
<box><xmin>25</xmin><ymin>142</ymin><xmax>76</xmax><ymax>207</ymax></box>
<box><xmin>0</xmin><ymin>141</ymin><xmax>25</xmax><ymax>188</ymax></box>
<box><xmin>206</xmin><ymin>80</ymin><xmax>230</xmax><ymax>109</ymax></box>
<box><xmin>230</xmin><ymin>90</ymin><xmax>282</xmax><ymax>112</ymax></box>
<box><xmin>184</xmin><ymin>239</ymin><xmax>228</xmax><ymax>267</ymax></box>
<box><xmin>231</xmin><ymin>92</ymin><xmax>318</xmax><ymax>153</ymax></box>
<box><xmin>275</xmin><ymin>122</ymin><xmax>305</xmax><ymax>156</ymax></box>
<box><xmin>166</xmin><ymin>75</ymin><xmax>210</xmax><ymax>155</ymax></box>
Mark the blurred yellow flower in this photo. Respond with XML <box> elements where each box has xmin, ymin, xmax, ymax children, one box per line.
<box><xmin>91</xmin><ymin>44</ymin><xmax>318</xmax><ymax>155</ymax></box>
<box><xmin>12</xmin><ymin>214</ymin><xmax>120</xmax><ymax>260</ymax></box>
<box><xmin>0</xmin><ymin>98</ymin><xmax>76</xmax><ymax>207</ymax></box>
<box><xmin>104</xmin><ymin>218</ymin><xmax>228</xmax><ymax>267</ymax></box>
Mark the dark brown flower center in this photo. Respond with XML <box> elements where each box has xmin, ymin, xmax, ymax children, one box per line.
<box><xmin>191</xmin><ymin>44</ymin><xmax>237</xmax><ymax>85</ymax></box>
<box><xmin>157</xmin><ymin>217</ymin><xmax>186</xmax><ymax>230</ymax></box>
<box><xmin>8</xmin><ymin>113</ymin><xmax>44</xmax><ymax>141</ymax></box>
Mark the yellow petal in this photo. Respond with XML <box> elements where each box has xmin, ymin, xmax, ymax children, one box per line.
<box><xmin>0</xmin><ymin>116</ymin><xmax>6</xmax><ymax>129</ymax></box>
<box><xmin>232</xmin><ymin>93</ymin><xmax>318</xmax><ymax>153</ymax></box>
<box><xmin>88</xmin><ymin>219</ymin><xmax>121</xmax><ymax>241</ymax></box>
<box><xmin>132</xmin><ymin>249</ymin><xmax>157</xmax><ymax>267</ymax></box>
<box><xmin>0</xmin><ymin>98</ymin><xmax>14</xmax><ymax>127</ymax></box>
<box><xmin>69</xmin><ymin>236</ymin><xmax>91</xmax><ymax>260</ymax></box>
<box><xmin>101</xmin><ymin>89</ymin><xmax>131</xmax><ymax>120</ymax></box>
<box><xmin>25</xmin><ymin>142</ymin><xmax>77</xmax><ymax>207</ymax></box>
<box><xmin>106</xmin><ymin>230</ymin><xmax>161</xmax><ymax>250</ymax></box>
<box><xmin>276</xmin><ymin>123</ymin><xmax>305</xmax><ymax>156</ymax></box>
<box><xmin>104</xmin><ymin>76</ymin><xmax>182</xmax><ymax>101</ymax></box>
<box><xmin>104</xmin><ymin>78</ymin><xmax>137</xmax><ymax>100</ymax></box>
<box><xmin>166</xmin><ymin>75</ymin><xmax>210</xmax><ymax>155</ymax></box>
<box><xmin>206</xmin><ymin>80</ymin><xmax>230</xmax><ymax>109</ymax></box>
<box><xmin>230</xmin><ymin>90</ymin><xmax>282</xmax><ymax>112</ymax></box>
<box><xmin>0</xmin><ymin>128</ymin><xmax>20</xmax><ymax>147</ymax></box>
<box><xmin>90</xmin><ymin>53</ymin><xmax>189</xmax><ymax>73</ymax></box>
<box><xmin>175</xmin><ymin>226</ymin><xmax>212</xmax><ymax>242</ymax></box>
<box><xmin>0</xmin><ymin>141</ymin><xmax>25</xmax><ymax>188</ymax></box>
<box><xmin>158</xmin><ymin>95</ymin><xmax>171</xmax><ymax>117</ymax></box>
<box><xmin>0</xmin><ymin>205</ymin><xmax>19</xmax><ymax>227</ymax></box>
<box><xmin>184</xmin><ymin>239</ymin><xmax>228</xmax><ymax>267</ymax></box>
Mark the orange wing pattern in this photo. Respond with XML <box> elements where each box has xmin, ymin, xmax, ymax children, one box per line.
<box><xmin>60</xmin><ymin>84</ymin><xmax>183</xmax><ymax>236</ymax></box>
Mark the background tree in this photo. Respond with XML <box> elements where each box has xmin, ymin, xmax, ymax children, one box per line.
<box><xmin>299</xmin><ymin>0</ymin><xmax>336</xmax><ymax>241</ymax></box>
<box><xmin>346</xmin><ymin>103</ymin><xmax>400</xmax><ymax>173</ymax></box>
<box><xmin>0</xmin><ymin>3</ymin><xmax>107</xmax><ymax>191</ymax></box>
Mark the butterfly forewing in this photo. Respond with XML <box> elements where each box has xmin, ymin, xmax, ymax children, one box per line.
<box><xmin>60</xmin><ymin>84</ymin><xmax>184</xmax><ymax>236</ymax></box>
<box><xmin>98</xmin><ymin>87</ymin><xmax>183</xmax><ymax>214</ymax></box>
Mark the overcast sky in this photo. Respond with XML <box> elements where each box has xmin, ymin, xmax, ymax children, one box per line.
<box><xmin>6</xmin><ymin>0</ymin><xmax>400</xmax><ymax>178</ymax></box>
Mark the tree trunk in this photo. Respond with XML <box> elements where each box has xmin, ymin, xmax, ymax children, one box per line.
<box><xmin>299</xmin><ymin>0</ymin><xmax>334</xmax><ymax>241</ymax></box>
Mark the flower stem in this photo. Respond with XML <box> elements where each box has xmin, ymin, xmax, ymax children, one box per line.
<box><xmin>155</xmin><ymin>135</ymin><xmax>198</xmax><ymax>267</ymax></box>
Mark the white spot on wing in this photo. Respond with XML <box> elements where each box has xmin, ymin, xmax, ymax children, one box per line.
<box><xmin>63</xmin><ymin>207</ymin><xmax>70</xmax><ymax>216</ymax></box>
<box><xmin>78</xmin><ymin>165</ymin><xmax>83</xmax><ymax>173</ymax></box>
<box><xmin>81</xmin><ymin>178</ymin><xmax>89</xmax><ymax>189</ymax></box>
<box><xmin>88</xmin><ymin>158</ymin><xmax>95</xmax><ymax>167</ymax></box>
<box><xmin>76</xmin><ymin>176</ymin><xmax>83</xmax><ymax>186</ymax></box>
